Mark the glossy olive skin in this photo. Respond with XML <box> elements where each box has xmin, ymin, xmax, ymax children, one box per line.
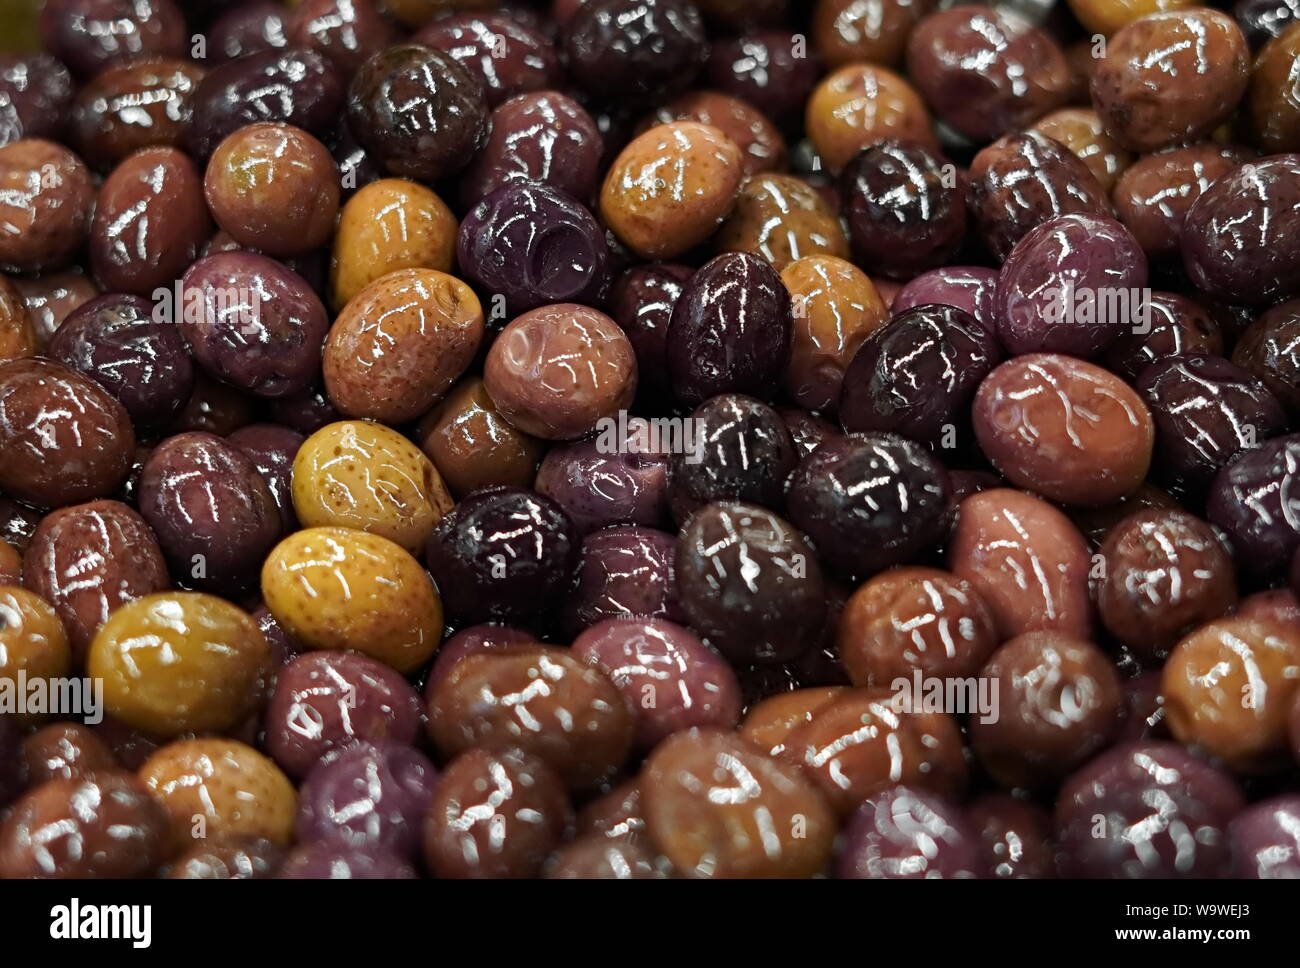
<box><xmin>1229</xmin><ymin>795</ymin><xmax>1300</xmax><ymax>879</ymax></box>
<box><xmin>706</xmin><ymin>30</ymin><xmax>821</xmax><ymax>126</ymax></box>
<box><xmin>348</xmin><ymin>44</ymin><xmax>489</xmax><ymax>183</ymax></box>
<box><xmin>171</xmin><ymin>372</ymin><xmax>256</xmax><ymax>437</ymax></box>
<box><xmin>837</xmin><ymin>787</ymin><xmax>980</xmax><ymax>879</ymax></box>
<box><xmin>286</xmin><ymin>0</ymin><xmax>398</xmax><ymax>75</ymax></box>
<box><xmin>1232</xmin><ymin>298</ymin><xmax>1300</xmax><ymax>417</ymax></box>
<box><xmin>966</xmin><ymin>131</ymin><xmax>1112</xmax><ymax>262</ymax></box>
<box><xmin>676</xmin><ymin>502</ymin><xmax>825</xmax><ymax>665</ymax></box>
<box><xmin>806</xmin><ymin>64</ymin><xmax>936</xmax><ymax>174</ymax></box>
<box><xmin>1182</xmin><ymin>155</ymin><xmax>1300</xmax><ymax>306</ymax></box>
<box><xmin>0</xmin><ymin>358</ymin><xmax>135</xmax><ymax>509</ymax></box>
<box><xmin>49</xmin><ymin>294</ymin><xmax>195</xmax><ymax>428</ymax></box>
<box><xmin>564</xmin><ymin>0</ymin><xmax>707</xmax><ymax>105</ymax></box>
<box><xmin>423</xmin><ymin>624</ymin><xmax>542</xmax><ymax>699</ymax></box>
<box><xmin>138</xmin><ymin>431</ymin><xmax>281</xmax><ymax>593</ymax></box>
<box><xmin>12</xmin><ymin>268</ymin><xmax>99</xmax><ymax>347</ymax></box>
<box><xmin>666</xmin><ymin>253</ymin><xmax>792</xmax><ymax>407</ymax></box>
<box><xmin>562</xmin><ymin>526</ymin><xmax>683</xmax><ymax>635</ymax></box>
<box><xmin>428</xmin><ymin>644</ymin><xmax>634</xmax><ymax>790</ymax></box>
<box><xmin>461</xmin><ymin>91</ymin><xmax>604</xmax><ymax>209</ymax></box>
<box><xmin>426</xmin><ymin>486</ymin><xmax>579</xmax><ymax>628</ymax></box>
<box><xmin>893</xmin><ymin>266</ymin><xmax>999</xmax><ymax>332</ymax></box>
<box><xmin>228</xmin><ymin>424</ymin><xmax>305</xmax><ymax>535</ymax></box>
<box><xmin>458</xmin><ymin>183</ymin><xmax>610</xmax><ymax>317</ymax></box>
<box><xmin>787</xmin><ymin>433</ymin><xmax>954</xmax><ymax>582</ymax></box>
<box><xmin>208</xmin><ymin>1</ymin><xmax>289</xmax><ymax>63</ymax></box>
<box><xmin>1250</xmin><ymin>22</ymin><xmax>1300</xmax><ymax>152</ymax></box>
<box><xmin>839</xmin><ymin>304</ymin><xmax>1000</xmax><ymax>447</ymax></box>
<box><xmin>642</xmin><ymin>90</ymin><xmax>786</xmax><ymax>178</ymax></box>
<box><xmin>88</xmin><ymin>592</ymin><xmax>270</xmax><ymax>737</ymax></box>
<box><xmin>0</xmin><ymin>770</ymin><xmax>169</xmax><ymax>878</ymax></box>
<box><xmin>179</xmin><ymin>252</ymin><xmax>329</xmax><ymax>399</ymax></box>
<box><xmin>277</xmin><ymin>843</ymin><xmax>417</xmax><ymax>879</ymax></box>
<box><xmin>69</xmin><ymin>57</ymin><xmax>203</xmax><ymax>171</ymax></box>
<box><xmin>39</xmin><ymin>0</ymin><xmax>186</xmax><ymax>78</ymax></box>
<box><xmin>1236</xmin><ymin>0</ymin><xmax>1300</xmax><ymax>46</ymax></box>
<box><xmin>0</xmin><ymin>54</ymin><xmax>74</xmax><ymax>146</ymax></box>
<box><xmin>948</xmin><ymin>488</ymin><xmax>1093</xmax><ymax>640</ymax></box>
<box><xmin>607</xmin><ymin>263</ymin><xmax>693</xmax><ymax>403</ymax></box>
<box><xmin>1105</xmin><ymin>292</ymin><xmax>1224</xmax><ymax>381</ymax></box>
<box><xmin>0</xmin><ymin>587</ymin><xmax>71</xmax><ymax>727</ymax></box>
<box><xmin>167</xmin><ymin>835</ymin><xmax>285</xmax><ymax>880</ymax></box>
<box><xmin>642</xmin><ymin>728</ymin><xmax>836</xmax><ymax>877</ymax></box>
<box><xmin>22</xmin><ymin>499</ymin><xmax>170</xmax><ymax>660</ymax></box>
<box><xmin>22</xmin><ymin>723</ymin><xmax>116</xmax><ymax>785</ymax></box>
<box><xmin>424</xmin><ymin>749</ymin><xmax>572</xmax><ymax>879</ymax></box>
<box><xmin>415</xmin><ymin>13</ymin><xmax>561</xmax><ymax>108</ymax></box>
<box><xmin>264</xmin><ymin>651</ymin><xmax>425</xmax><ymax>780</ymax></box>
<box><xmin>1031</xmin><ymin>108</ymin><xmax>1134</xmax><ymax>195</ymax></box>
<box><xmin>325</xmin><ymin>269</ymin><xmax>484</xmax><ymax>424</ymax></box>
<box><xmin>716</xmin><ymin>173</ymin><xmax>849</xmax><ymax>273</ymax></box>
<box><xmin>668</xmin><ymin>394</ymin><xmax>796</xmax><ymax>523</ymax></box>
<box><xmin>0</xmin><ymin>139</ymin><xmax>96</xmax><ymax>274</ymax></box>
<box><xmin>1208</xmin><ymin>434</ymin><xmax>1300</xmax><ymax>575</ymax></box>
<box><xmin>907</xmin><ymin>6</ymin><xmax>1070</xmax><ymax>143</ymax></box>
<box><xmin>815</xmin><ymin>0</ymin><xmax>934</xmax><ymax>69</ymax></box>
<box><xmin>1091</xmin><ymin>10</ymin><xmax>1250</xmax><ymax>153</ymax></box>
<box><xmin>186</xmin><ymin>47</ymin><xmax>345</xmax><ymax>160</ymax></box>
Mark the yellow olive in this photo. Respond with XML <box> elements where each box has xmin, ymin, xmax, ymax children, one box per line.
<box><xmin>0</xmin><ymin>586</ymin><xmax>71</xmax><ymax>726</ymax></box>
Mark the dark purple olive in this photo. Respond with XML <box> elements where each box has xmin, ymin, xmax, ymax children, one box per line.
<box><xmin>178</xmin><ymin>252</ymin><xmax>329</xmax><ymax>399</ymax></box>
<box><xmin>562</xmin><ymin>526</ymin><xmax>683</xmax><ymax>636</ymax></box>
<box><xmin>1232</xmin><ymin>298</ymin><xmax>1300</xmax><ymax>418</ymax></box>
<box><xmin>564</xmin><ymin>0</ymin><xmax>707</xmax><ymax>106</ymax></box>
<box><xmin>137</xmin><ymin>431</ymin><xmax>281</xmax><ymax>593</ymax></box>
<box><xmin>607</xmin><ymin>263</ymin><xmax>693</xmax><ymax>403</ymax></box>
<box><xmin>837</xmin><ymin>787</ymin><xmax>980</xmax><ymax>879</ymax></box>
<box><xmin>296</xmin><ymin>742</ymin><xmax>438</xmax><ymax>860</ymax></box>
<box><xmin>426</xmin><ymin>486</ymin><xmax>579</xmax><ymax>628</ymax></box>
<box><xmin>967</xmin><ymin>130</ymin><xmax>1113</xmax><ymax>262</ymax></box>
<box><xmin>414</xmin><ymin>13</ymin><xmax>561</xmax><ymax>109</ymax></box>
<box><xmin>1235</xmin><ymin>0</ymin><xmax>1300</xmax><ymax>46</ymax></box>
<box><xmin>347</xmin><ymin>44</ymin><xmax>489</xmax><ymax>183</ymax></box>
<box><xmin>839</xmin><ymin>304</ymin><xmax>1000</xmax><ymax>448</ymax></box>
<box><xmin>666</xmin><ymin>252</ymin><xmax>792</xmax><ymax>407</ymax></box>
<box><xmin>40</xmin><ymin>0</ymin><xmax>186</xmax><ymax>77</ymax></box>
<box><xmin>228</xmin><ymin>424</ymin><xmax>305</xmax><ymax>533</ymax></box>
<box><xmin>49</xmin><ymin>293</ymin><xmax>194</xmax><ymax>429</ymax></box>
<box><xmin>269</xmin><ymin>385</ymin><xmax>341</xmax><ymax>435</ymax></box>
<box><xmin>667</xmin><ymin>393</ymin><xmax>796</xmax><ymax>523</ymax></box>
<box><xmin>264</xmin><ymin>651</ymin><xmax>424</xmax><ymax>780</ymax></box>
<box><xmin>1182</xmin><ymin>155</ymin><xmax>1300</xmax><ymax>306</ymax></box>
<box><xmin>892</xmin><ymin>266</ymin><xmax>999</xmax><ymax>332</ymax></box>
<box><xmin>994</xmin><ymin>213</ymin><xmax>1148</xmax><ymax>357</ymax></box>
<box><xmin>705</xmin><ymin>30</ymin><xmax>820</xmax><ymax>126</ymax></box>
<box><xmin>277</xmin><ymin>843</ymin><xmax>417</xmax><ymax>879</ymax></box>
<box><xmin>1106</xmin><ymin>292</ymin><xmax>1225</xmax><ymax>381</ymax></box>
<box><xmin>1138</xmin><ymin>354</ymin><xmax>1287</xmax><ymax>494</ymax></box>
<box><xmin>253</xmin><ymin>603</ymin><xmax>303</xmax><ymax>675</ymax></box>
<box><xmin>207</xmin><ymin>1</ymin><xmax>290</xmax><ymax>63</ymax></box>
<box><xmin>1230</xmin><ymin>795</ymin><xmax>1300</xmax><ymax>878</ymax></box>
<box><xmin>675</xmin><ymin>502</ymin><xmax>826</xmax><ymax>665</ymax></box>
<box><xmin>786</xmin><ymin>432</ymin><xmax>954</xmax><ymax>581</ymax></box>
<box><xmin>841</xmin><ymin>139</ymin><xmax>966</xmax><ymax>280</ymax></box>
<box><xmin>1207</xmin><ymin>433</ymin><xmax>1300</xmax><ymax>575</ymax></box>
<box><xmin>185</xmin><ymin>47</ymin><xmax>345</xmax><ymax>159</ymax></box>
<box><xmin>0</xmin><ymin>54</ymin><xmax>74</xmax><ymax>145</ymax></box>
<box><xmin>778</xmin><ymin>406</ymin><xmax>843</xmax><ymax>460</ymax></box>
<box><xmin>1055</xmin><ymin>741</ymin><xmax>1243</xmax><ymax>878</ymax></box>
<box><xmin>458</xmin><ymin>183</ymin><xmax>610</xmax><ymax>318</ymax></box>
<box><xmin>534</xmin><ymin>417</ymin><xmax>670</xmax><ymax>535</ymax></box>
<box><xmin>286</xmin><ymin>0</ymin><xmax>397</xmax><ymax>76</ymax></box>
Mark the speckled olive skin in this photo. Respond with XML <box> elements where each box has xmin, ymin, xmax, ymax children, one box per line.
<box><xmin>0</xmin><ymin>54</ymin><xmax>74</xmax><ymax>146</ymax></box>
<box><xmin>948</xmin><ymin>488</ymin><xmax>1093</xmax><ymax>640</ymax></box>
<box><xmin>347</xmin><ymin>44</ymin><xmax>488</xmax><ymax>184</ymax></box>
<box><xmin>461</xmin><ymin>91</ymin><xmax>604</xmax><ymax>208</ymax></box>
<box><xmin>90</xmin><ymin>147</ymin><xmax>211</xmax><ymax>297</ymax></box>
<box><xmin>1163</xmin><ymin>618</ymin><xmax>1300</xmax><ymax>772</ymax></box>
<box><xmin>415</xmin><ymin>12</ymin><xmax>561</xmax><ymax>108</ymax></box>
<box><xmin>564</xmin><ymin>0</ymin><xmax>708</xmax><ymax>106</ymax></box>
<box><xmin>325</xmin><ymin>269</ymin><xmax>484</xmax><ymax>424</ymax></box>
<box><xmin>838</xmin><ymin>566</ymin><xmax>999</xmax><ymax>687</ymax></box>
<box><xmin>715</xmin><ymin>173</ymin><xmax>850</xmax><ymax>272</ymax></box>
<box><xmin>48</xmin><ymin>293</ymin><xmax>195</xmax><ymax>428</ymax></box>
<box><xmin>1182</xmin><ymin>155</ymin><xmax>1300</xmax><ymax>306</ymax></box>
<box><xmin>0</xmin><ymin>588</ymin><xmax>71</xmax><ymax>725</ymax></box>
<box><xmin>287</xmin><ymin>0</ymin><xmax>398</xmax><ymax>75</ymax></box>
<box><xmin>39</xmin><ymin>0</ymin><xmax>186</xmax><ymax>78</ymax></box>
<box><xmin>22</xmin><ymin>499</ymin><xmax>170</xmax><ymax>661</ymax></box>
<box><xmin>330</xmin><ymin>179</ymin><xmax>459</xmax><ymax>312</ymax></box>
<box><xmin>967</xmin><ymin>131</ymin><xmax>1113</xmax><ymax>262</ymax></box>
<box><xmin>70</xmin><ymin>57</ymin><xmax>204</xmax><ymax>171</ymax></box>
<box><xmin>907</xmin><ymin>6</ymin><xmax>1070</xmax><ymax>143</ymax></box>
<box><xmin>140</xmin><ymin>738</ymin><xmax>296</xmax><ymax>853</ymax></box>
<box><xmin>1031</xmin><ymin>108</ymin><xmax>1133</xmax><ymax>194</ymax></box>
<box><xmin>974</xmin><ymin>354</ymin><xmax>1154</xmax><ymax>506</ymax></box>
<box><xmin>1233</xmin><ymin>299</ymin><xmax>1300</xmax><ymax>417</ymax></box>
<box><xmin>0</xmin><ymin>139</ymin><xmax>96</xmax><ymax>273</ymax></box>
<box><xmin>428</xmin><ymin>644</ymin><xmax>635</xmax><ymax>791</ymax></box>
<box><xmin>262</xmin><ymin>527</ymin><xmax>443</xmax><ymax>674</ymax></box>
<box><xmin>292</xmin><ymin>420</ymin><xmax>453</xmax><ymax>553</ymax></box>
<box><xmin>167</xmin><ymin>835</ymin><xmax>285</xmax><ymax>880</ymax></box>
<box><xmin>0</xmin><ymin>770</ymin><xmax>169</xmax><ymax>878</ymax></box>
<box><xmin>0</xmin><ymin>358</ymin><xmax>135</xmax><ymax>509</ymax></box>
<box><xmin>641</xmin><ymin>728</ymin><xmax>836</xmax><ymax>877</ymax></box>
<box><xmin>204</xmin><ymin>123</ymin><xmax>339</xmax><ymax>257</ymax></box>
<box><xmin>138</xmin><ymin>431</ymin><xmax>281</xmax><ymax>593</ymax></box>
<box><xmin>424</xmin><ymin>748</ymin><xmax>572</xmax><ymax>879</ymax></box>
<box><xmin>602</xmin><ymin>121</ymin><xmax>745</xmax><ymax>261</ymax></box>
<box><xmin>185</xmin><ymin>47</ymin><xmax>345</xmax><ymax>161</ymax></box>
<box><xmin>22</xmin><ymin>723</ymin><xmax>117</xmax><ymax>785</ymax></box>
<box><xmin>484</xmin><ymin>304</ymin><xmax>637</xmax><ymax>440</ymax></box>
<box><xmin>88</xmin><ymin>592</ymin><xmax>270</xmax><ymax>738</ymax></box>
<box><xmin>1092</xmin><ymin>10</ymin><xmax>1250</xmax><ymax>153</ymax></box>
<box><xmin>806</xmin><ymin>64</ymin><xmax>935</xmax><ymax>174</ymax></box>
<box><xmin>837</xmin><ymin>787</ymin><xmax>980</xmax><ymax>879</ymax></box>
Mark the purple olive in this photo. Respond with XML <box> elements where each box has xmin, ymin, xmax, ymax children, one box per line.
<box><xmin>1207</xmin><ymin>433</ymin><xmax>1300</xmax><ymax>575</ymax></box>
<box><xmin>837</xmin><ymin>787</ymin><xmax>980</xmax><ymax>879</ymax></box>
<box><xmin>892</xmin><ymin>266</ymin><xmax>999</xmax><ymax>332</ymax></box>
<box><xmin>562</xmin><ymin>526</ymin><xmax>683</xmax><ymax>636</ymax></box>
